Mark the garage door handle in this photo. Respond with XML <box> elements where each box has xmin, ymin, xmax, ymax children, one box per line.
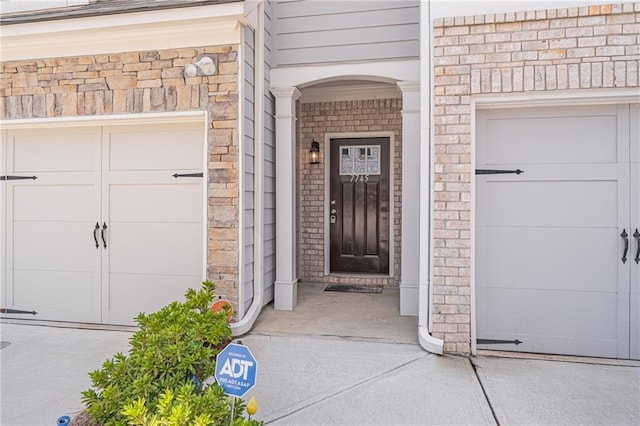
<box><xmin>93</xmin><ymin>223</ymin><xmax>100</xmax><ymax>249</ymax></box>
<box><xmin>101</xmin><ymin>222</ymin><xmax>108</xmax><ymax>249</ymax></box>
<box><xmin>621</xmin><ymin>229</ymin><xmax>629</xmax><ymax>264</ymax></box>
<box><xmin>634</xmin><ymin>229</ymin><xmax>640</xmax><ymax>264</ymax></box>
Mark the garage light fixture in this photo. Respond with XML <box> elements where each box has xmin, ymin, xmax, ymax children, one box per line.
<box><xmin>309</xmin><ymin>140</ymin><xmax>320</xmax><ymax>164</ymax></box>
<box><xmin>184</xmin><ymin>56</ymin><xmax>216</xmax><ymax>77</ymax></box>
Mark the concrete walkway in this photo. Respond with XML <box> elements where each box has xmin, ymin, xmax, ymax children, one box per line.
<box><xmin>2</xmin><ymin>322</ymin><xmax>639</xmax><ymax>426</ymax></box>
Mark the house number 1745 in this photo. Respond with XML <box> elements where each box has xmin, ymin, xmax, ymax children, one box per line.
<box><xmin>350</xmin><ymin>174</ymin><xmax>369</xmax><ymax>183</ymax></box>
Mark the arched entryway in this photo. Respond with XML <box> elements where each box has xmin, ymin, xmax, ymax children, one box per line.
<box><xmin>271</xmin><ymin>73</ymin><xmax>422</xmax><ymax>319</ymax></box>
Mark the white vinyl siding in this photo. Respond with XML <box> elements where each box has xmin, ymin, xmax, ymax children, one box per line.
<box><xmin>263</xmin><ymin>0</ymin><xmax>276</xmax><ymax>304</ymax></box>
<box><xmin>273</xmin><ymin>0</ymin><xmax>419</xmax><ymax>67</ymax></box>
<box><xmin>243</xmin><ymin>25</ymin><xmax>256</xmax><ymax>313</ymax></box>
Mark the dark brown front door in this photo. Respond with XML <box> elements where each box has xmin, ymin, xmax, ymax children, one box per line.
<box><xmin>330</xmin><ymin>138</ymin><xmax>390</xmax><ymax>274</ymax></box>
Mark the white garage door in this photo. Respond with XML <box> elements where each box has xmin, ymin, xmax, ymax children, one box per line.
<box><xmin>476</xmin><ymin>104</ymin><xmax>639</xmax><ymax>360</ymax></box>
<box><xmin>2</xmin><ymin>122</ymin><xmax>205</xmax><ymax>326</ymax></box>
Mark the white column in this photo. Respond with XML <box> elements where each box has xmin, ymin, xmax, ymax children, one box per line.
<box><xmin>398</xmin><ymin>81</ymin><xmax>421</xmax><ymax>316</ymax></box>
<box><xmin>271</xmin><ymin>87</ymin><xmax>301</xmax><ymax>311</ymax></box>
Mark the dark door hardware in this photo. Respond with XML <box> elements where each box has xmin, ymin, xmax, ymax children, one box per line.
<box><xmin>93</xmin><ymin>223</ymin><xmax>100</xmax><ymax>249</ymax></box>
<box><xmin>172</xmin><ymin>173</ymin><xmax>203</xmax><ymax>178</ymax></box>
<box><xmin>477</xmin><ymin>339</ymin><xmax>523</xmax><ymax>345</ymax></box>
<box><xmin>1</xmin><ymin>175</ymin><xmax>38</xmax><ymax>181</ymax></box>
<box><xmin>101</xmin><ymin>223</ymin><xmax>108</xmax><ymax>249</ymax></box>
<box><xmin>0</xmin><ymin>308</ymin><xmax>37</xmax><ymax>315</ymax></box>
<box><xmin>475</xmin><ymin>169</ymin><xmax>524</xmax><ymax>175</ymax></box>
<box><xmin>621</xmin><ymin>229</ymin><xmax>629</xmax><ymax>264</ymax></box>
<box><xmin>634</xmin><ymin>229</ymin><xmax>640</xmax><ymax>264</ymax></box>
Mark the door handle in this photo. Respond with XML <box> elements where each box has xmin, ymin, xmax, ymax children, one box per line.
<box><xmin>621</xmin><ymin>229</ymin><xmax>629</xmax><ymax>264</ymax></box>
<box><xmin>101</xmin><ymin>222</ymin><xmax>108</xmax><ymax>249</ymax></box>
<box><xmin>93</xmin><ymin>223</ymin><xmax>100</xmax><ymax>249</ymax></box>
<box><xmin>634</xmin><ymin>229</ymin><xmax>640</xmax><ymax>264</ymax></box>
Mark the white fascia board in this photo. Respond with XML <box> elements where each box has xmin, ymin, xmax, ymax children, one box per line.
<box><xmin>271</xmin><ymin>60</ymin><xmax>420</xmax><ymax>89</ymax></box>
<box><xmin>0</xmin><ymin>111</ymin><xmax>207</xmax><ymax>129</ymax></box>
<box><xmin>0</xmin><ymin>3</ymin><xmax>247</xmax><ymax>61</ymax></box>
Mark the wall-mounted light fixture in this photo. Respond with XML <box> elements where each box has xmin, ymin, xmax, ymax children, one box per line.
<box><xmin>309</xmin><ymin>140</ymin><xmax>320</xmax><ymax>164</ymax></box>
<box><xmin>184</xmin><ymin>56</ymin><xmax>217</xmax><ymax>77</ymax></box>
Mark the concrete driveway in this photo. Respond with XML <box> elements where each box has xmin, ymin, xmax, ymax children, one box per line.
<box><xmin>1</xmin><ymin>322</ymin><xmax>639</xmax><ymax>425</ymax></box>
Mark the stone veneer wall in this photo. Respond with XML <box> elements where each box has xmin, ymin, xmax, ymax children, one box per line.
<box><xmin>432</xmin><ymin>3</ymin><xmax>640</xmax><ymax>354</ymax></box>
<box><xmin>0</xmin><ymin>46</ymin><xmax>242</xmax><ymax>307</ymax></box>
<box><xmin>298</xmin><ymin>99</ymin><xmax>403</xmax><ymax>287</ymax></box>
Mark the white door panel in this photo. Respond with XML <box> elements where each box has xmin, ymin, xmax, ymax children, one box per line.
<box><xmin>478</xmin><ymin>227</ymin><xmax>618</xmax><ymax>293</ymax></box>
<box><xmin>13</xmin><ymin>270</ymin><xmax>99</xmax><ymax>322</ymax></box>
<box><xmin>101</xmin><ymin>123</ymin><xmax>204</xmax><ymax>325</ymax></box>
<box><xmin>13</xmin><ymin>184</ymin><xmax>97</xmax><ymax>221</ymax></box>
<box><xmin>477</xmin><ymin>105</ymin><xmax>623</xmax><ymax>166</ymax></box>
<box><xmin>106</xmin><ymin>124</ymin><xmax>203</xmax><ymax>171</ymax></box>
<box><xmin>630</xmin><ymin>103</ymin><xmax>639</xmax><ymax>359</ymax></box>
<box><xmin>13</xmin><ymin>222</ymin><xmax>99</xmax><ymax>271</ymax></box>
<box><xmin>11</xmin><ymin>129</ymin><xmax>99</xmax><ymax>172</ymax></box>
<box><xmin>480</xmin><ymin>288</ymin><xmax>618</xmax><ymax>339</ymax></box>
<box><xmin>4</xmin><ymin>128</ymin><xmax>102</xmax><ymax>322</ymax></box>
<box><xmin>3</xmin><ymin>123</ymin><xmax>205</xmax><ymax>326</ymax></box>
<box><xmin>631</xmin><ymin>163</ymin><xmax>639</xmax><ymax>359</ymax></box>
<box><xmin>479</xmin><ymin>178</ymin><xmax>619</xmax><ymax>228</ymax></box>
<box><xmin>480</xmin><ymin>290</ymin><xmax>619</xmax><ymax>359</ymax></box>
<box><xmin>476</xmin><ymin>104</ymin><xmax>635</xmax><ymax>359</ymax></box>
<box><xmin>108</xmin><ymin>223</ymin><xmax>202</xmax><ymax>276</ymax></box>
<box><xmin>109</xmin><ymin>183</ymin><xmax>202</xmax><ymax>223</ymax></box>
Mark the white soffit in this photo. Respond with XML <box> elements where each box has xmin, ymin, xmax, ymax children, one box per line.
<box><xmin>0</xmin><ymin>3</ymin><xmax>247</xmax><ymax>61</ymax></box>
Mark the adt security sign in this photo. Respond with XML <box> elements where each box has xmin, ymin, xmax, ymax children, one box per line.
<box><xmin>214</xmin><ymin>343</ymin><xmax>257</xmax><ymax>398</ymax></box>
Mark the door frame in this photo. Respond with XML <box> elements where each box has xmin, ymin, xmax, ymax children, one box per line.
<box><xmin>323</xmin><ymin>131</ymin><xmax>395</xmax><ymax>277</ymax></box>
<box><xmin>470</xmin><ymin>90</ymin><xmax>640</xmax><ymax>356</ymax></box>
<box><xmin>0</xmin><ymin>111</ymin><xmax>209</xmax><ymax>322</ymax></box>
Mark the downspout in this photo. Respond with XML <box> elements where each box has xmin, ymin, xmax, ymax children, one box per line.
<box><xmin>418</xmin><ymin>0</ymin><xmax>443</xmax><ymax>355</ymax></box>
<box><xmin>231</xmin><ymin>1</ymin><xmax>264</xmax><ymax>336</ymax></box>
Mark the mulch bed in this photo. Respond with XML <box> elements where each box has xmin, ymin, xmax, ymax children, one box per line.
<box><xmin>69</xmin><ymin>410</ymin><xmax>96</xmax><ymax>426</ymax></box>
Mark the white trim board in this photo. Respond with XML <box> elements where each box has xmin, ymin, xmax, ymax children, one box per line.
<box><xmin>473</xmin><ymin>89</ymin><xmax>640</xmax><ymax>109</ymax></box>
<box><xmin>300</xmin><ymin>83</ymin><xmax>401</xmax><ymax>104</ymax></box>
<box><xmin>1</xmin><ymin>3</ymin><xmax>247</xmax><ymax>61</ymax></box>
<box><xmin>271</xmin><ymin>60</ymin><xmax>420</xmax><ymax>89</ymax></box>
<box><xmin>0</xmin><ymin>111</ymin><xmax>207</xmax><ymax>129</ymax></box>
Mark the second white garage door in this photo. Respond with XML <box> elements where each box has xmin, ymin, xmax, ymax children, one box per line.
<box><xmin>2</xmin><ymin>121</ymin><xmax>205</xmax><ymax>326</ymax></box>
<box><xmin>476</xmin><ymin>104</ymin><xmax>639</xmax><ymax>360</ymax></box>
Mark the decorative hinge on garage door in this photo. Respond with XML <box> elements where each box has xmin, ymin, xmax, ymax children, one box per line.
<box><xmin>0</xmin><ymin>175</ymin><xmax>38</xmax><ymax>181</ymax></box>
<box><xmin>475</xmin><ymin>169</ymin><xmax>524</xmax><ymax>175</ymax></box>
<box><xmin>172</xmin><ymin>173</ymin><xmax>204</xmax><ymax>178</ymax></box>
<box><xmin>0</xmin><ymin>308</ymin><xmax>37</xmax><ymax>315</ymax></box>
<box><xmin>477</xmin><ymin>339</ymin><xmax>523</xmax><ymax>345</ymax></box>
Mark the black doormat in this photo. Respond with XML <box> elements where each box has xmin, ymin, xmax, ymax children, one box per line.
<box><xmin>324</xmin><ymin>284</ymin><xmax>384</xmax><ymax>294</ymax></box>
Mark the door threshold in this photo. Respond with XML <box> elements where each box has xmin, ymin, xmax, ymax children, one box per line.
<box><xmin>326</xmin><ymin>273</ymin><xmax>392</xmax><ymax>279</ymax></box>
<box><xmin>476</xmin><ymin>349</ymin><xmax>640</xmax><ymax>367</ymax></box>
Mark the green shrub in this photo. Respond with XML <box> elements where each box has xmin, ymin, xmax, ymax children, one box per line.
<box><xmin>81</xmin><ymin>281</ymin><xmax>260</xmax><ymax>425</ymax></box>
<box><xmin>121</xmin><ymin>382</ymin><xmax>259</xmax><ymax>426</ymax></box>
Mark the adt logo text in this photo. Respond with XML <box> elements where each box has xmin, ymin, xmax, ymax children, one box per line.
<box><xmin>214</xmin><ymin>343</ymin><xmax>258</xmax><ymax>398</ymax></box>
<box><xmin>219</xmin><ymin>358</ymin><xmax>254</xmax><ymax>380</ymax></box>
